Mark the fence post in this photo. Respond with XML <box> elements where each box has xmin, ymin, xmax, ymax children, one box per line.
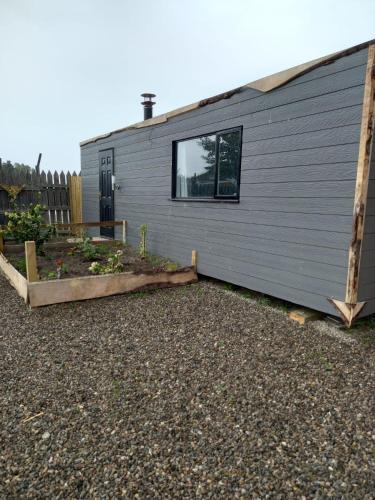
<box><xmin>25</xmin><ymin>241</ymin><xmax>39</xmax><ymax>282</ymax></box>
<box><xmin>68</xmin><ymin>175</ymin><xmax>82</xmax><ymax>236</ymax></box>
<box><xmin>0</xmin><ymin>232</ymin><xmax>4</xmax><ymax>253</ymax></box>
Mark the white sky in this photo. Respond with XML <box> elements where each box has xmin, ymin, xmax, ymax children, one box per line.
<box><xmin>0</xmin><ymin>0</ymin><xmax>374</xmax><ymax>173</ymax></box>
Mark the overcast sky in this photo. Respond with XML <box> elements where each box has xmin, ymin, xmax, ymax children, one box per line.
<box><xmin>1</xmin><ymin>0</ymin><xmax>374</xmax><ymax>173</ymax></box>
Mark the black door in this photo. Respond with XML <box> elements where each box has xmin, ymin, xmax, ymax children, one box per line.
<box><xmin>99</xmin><ymin>148</ymin><xmax>114</xmax><ymax>238</ymax></box>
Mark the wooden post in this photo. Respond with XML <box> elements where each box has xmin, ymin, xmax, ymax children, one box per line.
<box><xmin>25</xmin><ymin>241</ymin><xmax>39</xmax><ymax>282</ymax></box>
<box><xmin>346</xmin><ymin>44</ymin><xmax>375</xmax><ymax>305</ymax></box>
<box><xmin>0</xmin><ymin>233</ymin><xmax>4</xmax><ymax>253</ymax></box>
<box><xmin>68</xmin><ymin>175</ymin><xmax>83</xmax><ymax>236</ymax></box>
<box><xmin>191</xmin><ymin>250</ymin><xmax>197</xmax><ymax>271</ymax></box>
<box><xmin>331</xmin><ymin>43</ymin><xmax>375</xmax><ymax>327</ymax></box>
<box><xmin>122</xmin><ymin>220</ymin><xmax>127</xmax><ymax>245</ymax></box>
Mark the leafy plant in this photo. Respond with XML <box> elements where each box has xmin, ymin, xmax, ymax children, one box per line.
<box><xmin>89</xmin><ymin>250</ymin><xmax>124</xmax><ymax>275</ymax></box>
<box><xmin>5</xmin><ymin>203</ymin><xmax>54</xmax><ymax>254</ymax></box>
<box><xmin>165</xmin><ymin>261</ymin><xmax>178</xmax><ymax>271</ymax></box>
<box><xmin>14</xmin><ymin>257</ymin><xmax>27</xmax><ymax>274</ymax></box>
<box><xmin>46</xmin><ymin>271</ymin><xmax>57</xmax><ymax>280</ymax></box>
<box><xmin>146</xmin><ymin>253</ymin><xmax>164</xmax><ymax>268</ymax></box>
<box><xmin>95</xmin><ymin>243</ymin><xmax>110</xmax><ymax>256</ymax></box>
<box><xmin>76</xmin><ymin>235</ymin><xmax>100</xmax><ymax>261</ymax></box>
<box><xmin>139</xmin><ymin>224</ymin><xmax>148</xmax><ymax>258</ymax></box>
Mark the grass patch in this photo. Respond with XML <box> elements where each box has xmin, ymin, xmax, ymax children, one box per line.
<box><xmin>112</xmin><ymin>379</ymin><xmax>122</xmax><ymax>399</ymax></box>
<box><xmin>306</xmin><ymin>350</ymin><xmax>334</xmax><ymax>372</ymax></box>
<box><xmin>13</xmin><ymin>257</ymin><xmax>26</xmax><ymax>274</ymax></box>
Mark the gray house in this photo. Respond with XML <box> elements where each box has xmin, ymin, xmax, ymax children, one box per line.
<box><xmin>80</xmin><ymin>39</ymin><xmax>375</xmax><ymax>325</ymax></box>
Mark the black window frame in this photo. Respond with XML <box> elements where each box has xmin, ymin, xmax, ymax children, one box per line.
<box><xmin>171</xmin><ymin>126</ymin><xmax>243</xmax><ymax>202</ymax></box>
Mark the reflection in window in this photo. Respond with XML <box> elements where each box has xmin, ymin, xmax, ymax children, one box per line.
<box><xmin>173</xmin><ymin>128</ymin><xmax>241</xmax><ymax>200</ymax></box>
<box><xmin>217</xmin><ymin>131</ymin><xmax>241</xmax><ymax>197</ymax></box>
<box><xmin>176</xmin><ymin>135</ymin><xmax>216</xmax><ymax>198</ymax></box>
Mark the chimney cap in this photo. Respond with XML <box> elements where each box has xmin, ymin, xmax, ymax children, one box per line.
<box><xmin>141</xmin><ymin>92</ymin><xmax>156</xmax><ymax>120</ymax></box>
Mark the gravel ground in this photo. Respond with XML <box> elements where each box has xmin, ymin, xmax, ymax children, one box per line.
<box><xmin>0</xmin><ymin>274</ymin><xmax>375</xmax><ymax>498</ymax></box>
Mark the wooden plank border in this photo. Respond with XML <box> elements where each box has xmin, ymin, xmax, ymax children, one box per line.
<box><xmin>331</xmin><ymin>44</ymin><xmax>375</xmax><ymax>326</ymax></box>
<box><xmin>1</xmin><ymin>243</ymin><xmax>197</xmax><ymax>308</ymax></box>
<box><xmin>0</xmin><ymin>252</ymin><xmax>28</xmax><ymax>302</ymax></box>
<box><xmin>27</xmin><ymin>267</ymin><xmax>198</xmax><ymax>307</ymax></box>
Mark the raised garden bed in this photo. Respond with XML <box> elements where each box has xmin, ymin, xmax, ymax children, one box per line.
<box><xmin>0</xmin><ymin>221</ymin><xmax>198</xmax><ymax>307</ymax></box>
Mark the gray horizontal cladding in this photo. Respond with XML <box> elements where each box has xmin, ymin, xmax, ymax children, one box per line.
<box><xmin>358</xmin><ymin>133</ymin><xmax>375</xmax><ymax>305</ymax></box>
<box><xmin>358</xmin><ymin>299</ymin><xmax>375</xmax><ymax>318</ymax></box>
<box><xmin>80</xmin><ymin>48</ymin><xmax>369</xmax><ymax>316</ymax></box>
<box><xmin>120</xmin><ymin>195</ymin><xmax>355</xmax><ymax>216</ymax></box>
<box><xmin>124</xmin><ymin>224</ymin><xmax>341</xmax><ymax>315</ymax></box>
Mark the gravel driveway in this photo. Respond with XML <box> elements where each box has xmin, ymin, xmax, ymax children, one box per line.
<box><xmin>0</xmin><ymin>274</ymin><xmax>374</xmax><ymax>498</ymax></box>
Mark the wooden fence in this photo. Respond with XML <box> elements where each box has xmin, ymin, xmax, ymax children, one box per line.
<box><xmin>0</xmin><ymin>166</ymin><xmax>82</xmax><ymax>226</ymax></box>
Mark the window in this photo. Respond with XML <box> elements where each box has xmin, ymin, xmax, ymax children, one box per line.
<box><xmin>172</xmin><ymin>127</ymin><xmax>242</xmax><ymax>200</ymax></box>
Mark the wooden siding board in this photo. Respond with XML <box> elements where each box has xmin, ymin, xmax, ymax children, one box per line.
<box><xmin>117</xmin><ymin>203</ymin><xmax>353</xmax><ymax>233</ymax></box>
<box><xmin>80</xmin><ymin>50</ymin><xmax>368</xmax><ymax>316</ymax></box>
<box><xmin>242</xmin><ymin>124</ymin><xmax>360</xmax><ymax>156</ymax></box>
<box><xmin>124</xmin><ymin>227</ymin><xmax>344</xmax><ymax>304</ymax></box>
<box><xmin>118</xmin><ymin>195</ymin><xmax>354</xmax><ymax>214</ymax></box>
<box><xmin>121</xmin><ymin>210</ymin><xmax>351</xmax><ymax>251</ymax></box>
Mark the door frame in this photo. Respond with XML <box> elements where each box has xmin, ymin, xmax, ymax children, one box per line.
<box><xmin>99</xmin><ymin>148</ymin><xmax>115</xmax><ymax>238</ymax></box>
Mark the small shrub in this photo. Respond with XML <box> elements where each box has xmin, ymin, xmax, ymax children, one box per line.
<box><xmin>5</xmin><ymin>203</ymin><xmax>54</xmax><ymax>254</ymax></box>
<box><xmin>89</xmin><ymin>250</ymin><xmax>124</xmax><ymax>275</ymax></box>
<box><xmin>14</xmin><ymin>257</ymin><xmax>27</xmax><ymax>274</ymax></box>
<box><xmin>146</xmin><ymin>254</ymin><xmax>164</xmax><ymax>268</ymax></box>
<box><xmin>77</xmin><ymin>235</ymin><xmax>100</xmax><ymax>261</ymax></box>
<box><xmin>165</xmin><ymin>261</ymin><xmax>178</xmax><ymax>271</ymax></box>
<box><xmin>95</xmin><ymin>243</ymin><xmax>110</xmax><ymax>256</ymax></box>
<box><xmin>45</xmin><ymin>271</ymin><xmax>57</xmax><ymax>280</ymax></box>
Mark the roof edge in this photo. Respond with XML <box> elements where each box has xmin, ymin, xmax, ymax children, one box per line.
<box><xmin>80</xmin><ymin>38</ymin><xmax>375</xmax><ymax>147</ymax></box>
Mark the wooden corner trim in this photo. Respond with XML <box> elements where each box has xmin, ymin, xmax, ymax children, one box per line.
<box><xmin>328</xmin><ymin>299</ymin><xmax>366</xmax><ymax>327</ymax></box>
<box><xmin>346</xmin><ymin>44</ymin><xmax>375</xmax><ymax>304</ymax></box>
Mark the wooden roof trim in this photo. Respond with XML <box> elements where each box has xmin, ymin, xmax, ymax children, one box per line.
<box><xmin>80</xmin><ymin>38</ymin><xmax>375</xmax><ymax>147</ymax></box>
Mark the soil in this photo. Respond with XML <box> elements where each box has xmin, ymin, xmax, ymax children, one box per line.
<box><xmin>5</xmin><ymin>241</ymin><xmax>178</xmax><ymax>280</ymax></box>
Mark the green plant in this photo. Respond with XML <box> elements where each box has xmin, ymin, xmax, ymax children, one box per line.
<box><xmin>165</xmin><ymin>261</ymin><xmax>178</xmax><ymax>271</ymax></box>
<box><xmin>14</xmin><ymin>257</ymin><xmax>27</xmax><ymax>274</ymax></box>
<box><xmin>307</xmin><ymin>350</ymin><xmax>334</xmax><ymax>372</ymax></box>
<box><xmin>46</xmin><ymin>271</ymin><xmax>57</xmax><ymax>280</ymax></box>
<box><xmin>77</xmin><ymin>235</ymin><xmax>100</xmax><ymax>261</ymax></box>
<box><xmin>89</xmin><ymin>250</ymin><xmax>124</xmax><ymax>275</ymax></box>
<box><xmin>146</xmin><ymin>253</ymin><xmax>164</xmax><ymax>268</ymax></box>
<box><xmin>139</xmin><ymin>224</ymin><xmax>148</xmax><ymax>258</ymax></box>
<box><xmin>5</xmin><ymin>203</ymin><xmax>54</xmax><ymax>254</ymax></box>
<box><xmin>223</xmin><ymin>283</ymin><xmax>235</xmax><ymax>291</ymax></box>
<box><xmin>132</xmin><ymin>291</ymin><xmax>148</xmax><ymax>298</ymax></box>
<box><xmin>95</xmin><ymin>243</ymin><xmax>110</xmax><ymax>256</ymax></box>
<box><xmin>259</xmin><ymin>296</ymin><xmax>272</xmax><ymax>306</ymax></box>
<box><xmin>112</xmin><ymin>379</ymin><xmax>122</xmax><ymax>399</ymax></box>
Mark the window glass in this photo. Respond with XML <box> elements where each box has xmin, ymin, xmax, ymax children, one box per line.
<box><xmin>217</xmin><ymin>131</ymin><xmax>241</xmax><ymax>197</ymax></box>
<box><xmin>176</xmin><ymin>135</ymin><xmax>216</xmax><ymax>198</ymax></box>
<box><xmin>174</xmin><ymin>128</ymin><xmax>241</xmax><ymax>200</ymax></box>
